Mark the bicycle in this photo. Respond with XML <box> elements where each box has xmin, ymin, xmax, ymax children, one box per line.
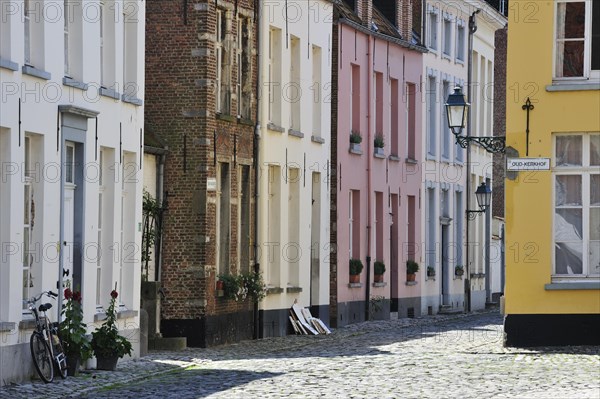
<box><xmin>27</xmin><ymin>291</ymin><xmax>68</xmax><ymax>383</ymax></box>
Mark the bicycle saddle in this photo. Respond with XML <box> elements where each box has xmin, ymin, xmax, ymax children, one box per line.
<box><xmin>39</xmin><ymin>303</ymin><xmax>52</xmax><ymax>312</ymax></box>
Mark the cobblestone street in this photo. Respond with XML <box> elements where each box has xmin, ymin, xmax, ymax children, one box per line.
<box><xmin>2</xmin><ymin>312</ymin><xmax>599</xmax><ymax>399</ymax></box>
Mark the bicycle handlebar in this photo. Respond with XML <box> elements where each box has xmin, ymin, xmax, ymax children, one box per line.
<box><xmin>27</xmin><ymin>291</ymin><xmax>59</xmax><ymax>305</ymax></box>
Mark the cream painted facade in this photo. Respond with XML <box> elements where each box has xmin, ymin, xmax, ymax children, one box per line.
<box><xmin>420</xmin><ymin>0</ymin><xmax>505</xmax><ymax>315</ymax></box>
<box><xmin>256</xmin><ymin>0</ymin><xmax>332</xmax><ymax>336</ymax></box>
<box><xmin>0</xmin><ymin>0</ymin><xmax>144</xmax><ymax>384</ymax></box>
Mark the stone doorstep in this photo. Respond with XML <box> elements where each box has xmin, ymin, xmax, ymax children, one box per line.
<box><xmin>149</xmin><ymin>337</ymin><xmax>187</xmax><ymax>351</ymax></box>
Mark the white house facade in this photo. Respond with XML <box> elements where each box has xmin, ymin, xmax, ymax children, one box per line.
<box><xmin>257</xmin><ymin>0</ymin><xmax>332</xmax><ymax>336</ymax></box>
<box><xmin>0</xmin><ymin>0</ymin><xmax>145</xmax><ymax>384</ymax></box>
<box><xmin>420</xmin><ymin>0</ymin><xmax>504</xmax><ymax>315</ymax></box>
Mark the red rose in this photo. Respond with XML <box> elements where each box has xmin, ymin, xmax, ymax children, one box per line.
<box><xmin>72</xmin><ymin>291</ymin><xmax>82</xmax><ymax>303</ymax></box>
<box><xmin>64</xmin><ymin>288</ymin><xmax>73</xmax><ymax>300</ymax></box>
<box><xmin>110</xmin><ymin>290</ymin><xmax>118</xmax><ymax>299</ymax></box>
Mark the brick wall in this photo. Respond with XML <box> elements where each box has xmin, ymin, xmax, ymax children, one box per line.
<box><xmin>492</xmin><ymin>26</ymin><xmax>507</xmax><ymax>219</ymax></box>
<box><xmin>145</xmin><ymin>0</ymin><xmax>257</xmax><ymax>342</ymax></box>
<box><xmin>329</xmin><ymin>22</ymin><xmax>340</xmax><ymax>328</ymax></box>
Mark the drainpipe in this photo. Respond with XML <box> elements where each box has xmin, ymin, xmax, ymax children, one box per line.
<box><xmin>155</xmin><ymin>152</ymin><xmax>166</xmax><ymax>282</ymax></box>
<box><xmin>253</xmin><ymin>2</ymin><xmax>262</xmax><ymax>340</ymax></box>
<box><xmin>365</xmin><ymin>33</ymin><xmax>373</xmax><ymax>322</ymax></box>
<box><xmin>465</xmin><ymin>9</ymin><xmax>480</xmax><ymax>313</ymax></box>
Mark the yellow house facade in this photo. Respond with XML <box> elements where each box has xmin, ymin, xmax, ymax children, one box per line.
<box><xmin>504</xmin><ymin>0</ymin><xmax>600</xmax><ymax>346</ymax></box>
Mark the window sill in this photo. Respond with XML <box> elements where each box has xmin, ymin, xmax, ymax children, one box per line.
<box><xmin>99</xmin><ymin>87</ymin><xmax>121</xmax><ymax>100</ymax></box>
<box><xmin>22</xmin><ymin>65</ymin><xmax>51</xmax><ymax>80</ymax></box>
<box><xmin>456</xmin><ymin>58</ymin><xmax>465</xmax><ymax>65</ymax></box>
<box><xmin>19</xmin><ymin>318</ymin><xmax>40</xmax><ymax>330</ymax></box>
<box><xmin>216</xmin><ymin>112</ymin><xmax>236</xmax><ymax>122</ymax></box>
<box><xmin>63</xmin><ymin>76</ymin><xmax>88</xmax><ymax>91</ymax></box>
<box><xmin>388</xmin><ymin>155</ymin><xmax>400</xmax><ymax>162</ymax></box>
<box><xmin>267</xmin><ymin>123</ymin><xmax>285</xmax><ymax>133</ymax></box>
<box><xmin>348</xmin><ymin>283</ymin><xmax>363</xmax><ymax>288</ymax></box>
<box><xmin>0</xmin><ymin>58</ymin><xmax>18</xmax><ymax>71</ymax></box>
<box><xmin>545</xmin><ymin>282</ymin><xmax>600</xmax><ymax>291</ymax></box>
<box><xmin>0</xmin><ymin>321</ymin><xmax>16</xmax><ymax>332</ymax></box>
<box><xmin>349</xmin><ymin>144</ymin><xmax>362</xmax><ymax>155</ymax></box>
<box><xmin>288</xmin><ymin>129</ymin><xmax>304</xmax><ymax>138</ymax></box>
<box><xmin>311</xmin><ymin>135</ymin><xmax>325</xmax><ymax>144</ymax></box>
<box><xmin>372</xmin><ymin>282</ymin><xmax>387</xmax><ymax>288</ymax></box>
<box><xmin>426</xmin><ymin>154</ymin><xmax>437</xmax><ymax>161</ymax></box>
<box><xmin>546</xmin><ymin>82</ymin><xmax>600</xmax><ymax>92</ymax></box>
<box><xmin>267</xmin><ymin>286</ymin><xmax>284</xmax><ymax>295</ymax></box>
<box><xmin>374</xmin><ymin>152</ymin><xmax>386</xmax><ymax>159</ymax></box>
<box><xmin>122</xmin><ymin>94</ymin><xmax>143</xmax><ymax>106</ymax></box>
<box><xmin>286</xmin><ymin>286</ymin><xmax>303</xmax><ymax>293</ymax></box>
<box><xmin>237</xmin><ymin>117</ymin><xmax>254</xmax><ymax>126</ymax></box>
<box><xmin>94</xmin><ymin>309</ymin><xmax>139</xmax><ymax>322</ymax></box>
<box><xmin>405</xmin><ymin>157</ymin><xmax>418</xmax><ymax>164</ymax></box>
<box><xmin>442</xmin><ymin>53</ymin><xmax>452</xmax><ymax>61</ymax></box>
<box><xmin>405</xmin><ymin>281</ymin><xmax>418</xmax><ymax>286</ymax></box>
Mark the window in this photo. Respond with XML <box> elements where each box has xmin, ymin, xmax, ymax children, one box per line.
<box><xmin>217</xmin><ymin>162</ymin><xmax>231</xmax><ymax>275</ymax></box>
<box><xmin>268</xmin><ymin>27</ymin><xmax>282</xmax><ymax>125</ymax></box>
<box><xmin>351</xmin><ymin>64</ymin><xmax>361</xmax><ymax>133</ymax></box>
<box><xmin>23</xmin><ymin>136</ymin><xmax>33</xmax><ymax>310</ymax></box>
<box><xmin>427</xmin><ymin>75</ymin><xmax>437</xmax><ymax>157</ymax></box>
<box><xmin>553</xmin><ymin>134</ymin><xmax>600</xmax><ymax>277</ymax></box>
<box><xmin>426</xmin><ymin>187</ymin><xmax>436</xmax><ymax>268</ymax></box>
<box><xmin>267</xmin><ymin>165</ymin><xmax>281</xmax><ymax>285</ymax></box>
<box><xmin>123</xmin><ymin>1</ymin><xmax>139</xmax><ymax>99</ymax></box>
<box><xmin>350</xmin><ymin>190</ymin><xmax>360</xmax><ymax>259</ymax></box>
<box><xmin>100</xmin><ymin>1</ymin><xmax>115</xmax><ymax>88</ymax></box>
<box><xmin>441</xmin><ymin>80</ymin><xmax>451</xmax><ymax>160</ymax></box>
<box><xmin>64</xmin><ymin>0</ymin><xmax>70</xmax><ymax>75</ymax></box>
<box><xmin>375</xmin><ymin>192</ymin><xmax>384</xmax><ymax>261</ymax></box>
<box><xmin>455</xmin><ymin>190</ymin><xmax>463</xmax><ymax>267</ymax></box>
<box><xmin>442</xmin><ymin>15</ymin><xmax>452</xmax><ymax>57</ymax></box>
<box><xmin>375</xmin><ymin>72</ymin><xmax>384</xmax><ymax>138</ymax></box>
<box><xmin>406</xmin><ymin>82</ymin><xmax>416</xmax><ymax>160</ymax></box>
<box><xmin>288</xmin><ymin>168</ymin><xmax>300</xmax><ymax>286</ymax></box>
<box><xmin>312</xmin><ymin>45</ymin><xmax>322</xmax><ymax>137</ymax></box>
<box><xmin>237</xmin><ymin>16</ymin><xmax>251</xmax><ymax>119</ymax></box>
<box><xmin>554</xmin><ymin>0</ymin><xmax>599</xmax><ymax>80</ymax></box>
<box><xmin>0</xmin><ymin>0</ymin><xmax>11</xmax><ymax>60</ymax></box>
<box><xmin>456</xmin><ymin>20</ymin><xmax>465</xmax><ymax>62</ymax></box>
<box><xmin>65</xmin><ymin>143</ymin><xmax>75</xmax><ymax>183</ymax></box>
<box><xmin>289</xmin><ymin>36</ymin><xmax>301</xmax><ymax>131</ymax></box>
<box><xmin>390</xmin><ymin>78</ymin><xmax>399</xmax><ymax>157</ymax></box>
<box><xmin>97</xmin><ymin>151</ymin><xmax>104</xmax><ymax>307</ymax></box>
<box><xmin>427</xmin><ymin>7</ymin><xmax>438</xmax><ymax>51</ymax></box>
<box><xmin>239</xmin><ymin>165</ymin><xmax>251</xmax><ymax>273</ymax></box>
<box><xmin>24</xmin><ymin>0</ymin><xmax>31</xmax><ymax>65</ymax></box>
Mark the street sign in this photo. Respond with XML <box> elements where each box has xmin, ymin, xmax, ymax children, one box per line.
<box><xmin>506</xmin><ymin>158</ymin><xmax>550</xmax><ymax>171</ymax></box>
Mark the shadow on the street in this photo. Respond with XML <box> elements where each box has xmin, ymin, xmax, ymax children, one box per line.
<box><xmin>76</xmin><ymin>368</ymin><xmax>284</xmax><ymax>399</ymax></box>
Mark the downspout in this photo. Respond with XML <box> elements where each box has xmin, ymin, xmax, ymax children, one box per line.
<box><xmin>155</xmin><ymin>152</ymin><xmax>166</xmax><ymax>282</ymax></box>
<box><xmin>253</xmin><ymin>0</ymin><xmax>262</xmax><ymax>340</ymax></box>
<box><xmin>365</xmin><ymin>33</ymin><xmax>373</xmax><ymax>321</ymax></box>
<box><xmin>465</xmin><ymin>9</ymin><xmax>479</xmax><ymax>313</ymax></box>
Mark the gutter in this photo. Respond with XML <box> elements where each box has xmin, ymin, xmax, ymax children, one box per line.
<box><xmin>338</xmin><ymin>18</ymin><xmax>428</xmax><ymax>54</ymax></box>
<box><xmin>365</xmin><ymin>33</ymin><xmax>373</xmax><ymax>321</ymax></box>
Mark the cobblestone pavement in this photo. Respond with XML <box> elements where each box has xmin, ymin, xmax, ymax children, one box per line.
<box><xmin>1</xmin><ymin>311</ymin><xmax>599</xmax><ymax>399</ymax></box>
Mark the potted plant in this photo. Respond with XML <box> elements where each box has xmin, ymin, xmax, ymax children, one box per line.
<box><xmin>349</xmin><ymin>258</ymin><xmax>363</xmax><ymax>283</ymax></box>
<box><xmin>374</xmin><ymin>133</ymin><xmax>385</xmax><ymax>156</ymax></box>
<box><xmin>91</xmin><ymin>287</ymin><xmax>133</xmax><ymax>371</ymax></box>
<box><xmin>241</xmin><ymin>272</ymin><xmax>267</xmax><ymax>301</ymax></box>
<box><xmin>218</xmin><ymin>273</ymin><xmax>245</xmax><ymax>301</ymax></box>
<box><xmin>455</xmin><ymin>265</ymin><xmax>465</xmax><ymax>277</ymax></box>
<box><xmin>374</xmin><ymin>260</ymin><xmax>385</xmax><ymax>282</ymax></box>
<box><xmin>406</xmin><ymin>260</ymin><xmax>419</xmax><ymax>282</ymax></box>
<box><xmin>350</xmin><ymin>130</ymin><xmax>362</xmax><ymax>152</ymax></box>
<box><xmin>427</xmin><ymin>266</ymin><xmax>436</xmax><ymax>278</ymax></box>
<box><xmin>59</xmin><ymin>282</ymin><xmax>92</xmax><ymax>376</ymax></box>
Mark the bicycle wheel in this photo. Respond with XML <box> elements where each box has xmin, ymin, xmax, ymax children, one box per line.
<box><xmin>30</xmin><ymin>332</ymin><xmax>53</xmax><ymax>383</ymax></box>
<box><xmin>50</xmin><ymin>331</ymin><xmax>68</xmax><ymax>379</ymax></box>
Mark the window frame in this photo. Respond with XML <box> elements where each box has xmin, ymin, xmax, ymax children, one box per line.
<box><xmin>552</xmin><ymin>133</ymin><xmax>600</xmax><ymax>280</ymax></box>
<box><xmin>553</xmin><ymin>0</ymin><xmax>599</xmax><ymax>82</ymax></box>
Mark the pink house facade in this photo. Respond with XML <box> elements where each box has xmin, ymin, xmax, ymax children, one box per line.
<box><xmin>330</xmin><ymin>0</ymin><xmax>426</xmax><ymax>327</ymax></box>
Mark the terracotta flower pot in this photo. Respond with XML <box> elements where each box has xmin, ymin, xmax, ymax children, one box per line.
<box><xmin>406</xmin><ymin>273</ymin><xmax>416</xmax><ymax>282</ymax></box>
<box><xmin>349</xmin><ymin>274</ymin><xmax>360</xmax><ymax>284</ymax></box>
<box><xmin>374</xmin><ymin>274</ymin><xmax>384</xmax><ymax>283</ymax></box>
<box><xmin>96</xmin><ymin>356</ymin><xmax>119</xmax><ymax>371</ymax></box>
<box><xmin>216</xmin><ymin>280</ymin><xmax>224</xmax><ymax>290</ymax></box>
<box><xmin>66</xmin><ymin>355</ymin><xmax>81</xmax><ymax>376</ymax></box>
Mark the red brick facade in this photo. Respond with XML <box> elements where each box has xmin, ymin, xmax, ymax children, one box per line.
<box><xmin>145</xmin><ymin>0</ymin><xmax>257</xmax><ymax>347</ymax></box>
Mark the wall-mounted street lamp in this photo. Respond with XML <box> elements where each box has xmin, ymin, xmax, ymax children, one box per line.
<box><xmin>445</xmin><ymin>87</ymin><xmax>506</xmax><ymax>154</ymax></box>
<box><xmin>467</xmin><ymin>182</ymin><xmax>492</xmax><ymax>220</ymax></box>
